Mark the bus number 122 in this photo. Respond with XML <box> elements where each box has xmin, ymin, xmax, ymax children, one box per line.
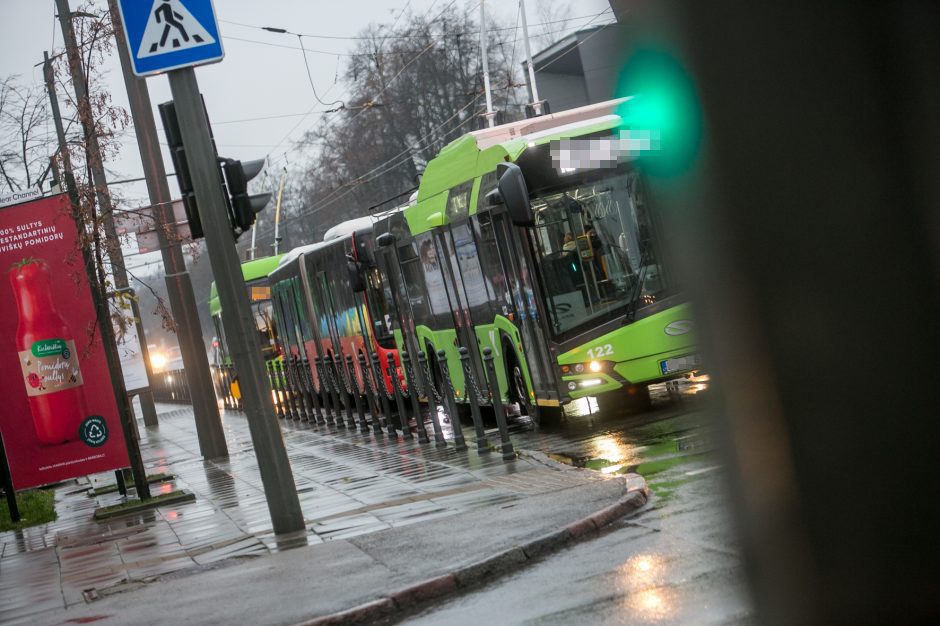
<box><xmin>586</xmin><ymin>344</ymin><xmax>613</xmax><ymax>359</ymax></box>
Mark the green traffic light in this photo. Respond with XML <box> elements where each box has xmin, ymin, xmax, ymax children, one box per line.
<box><xmin>617</xmin><ymin>47</ymin><xmax>703</xmax><ymax>178</ymax></box>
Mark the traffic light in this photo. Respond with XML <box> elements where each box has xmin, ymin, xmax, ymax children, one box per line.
<box><xmin>158</xmin><ymin>101</ymin><xmax>204</xmax><ymax>239</ymax></box>
<box><xmin>221</xmin><ymin>158</ymin><xmax>271</xmax><ymax>236</ymax></box>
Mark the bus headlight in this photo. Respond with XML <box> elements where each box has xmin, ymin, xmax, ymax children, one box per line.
<box><xmin>580</xmin><ymin>378</ymin><xmax>603</xmax><ymax>387</ymax></box>
<box><xmin>589</xmin><ymin>360</ymin><xmax>602</xmax><ymax>372</ymax></box>
<box><xmin>568</xmin><ymin>381</ymin><xmax>577</xmax><ymax>391</ymax></box>
<box><xmin>574</xmin><ymin>363</ymin><xmax>584</xmax><ymax>373</ymax></box>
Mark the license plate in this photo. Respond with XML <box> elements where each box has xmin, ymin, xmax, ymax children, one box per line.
<box><xmin>660</xmin><ymin>354</ymin><xmax>700</xmax><ymax>375</ymax></box>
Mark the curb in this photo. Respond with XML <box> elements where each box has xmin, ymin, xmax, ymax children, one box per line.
<box><xmin>92</xmin><ymin>490</ymin><xmax>196</xmax><ymax>520</ymax></box>
<box><xmin>295</xmin><ymin>475</ymin><xmax>649</xmax><ymax>626</ymax></box>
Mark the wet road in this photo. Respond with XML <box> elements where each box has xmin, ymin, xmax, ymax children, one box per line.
<box><xmin>399</xmin><ymin>379</ymin><xmax>754</xmax><ymax>625</ymax></box>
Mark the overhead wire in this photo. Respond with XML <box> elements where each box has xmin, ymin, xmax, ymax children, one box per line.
<box><xmin>266</xmin><ymin>90</ymin><xmax>484</xmax><ymax>236</ymax></box>
<box><xmin>263</xmin><ymin>0</ymin><xmax>454</xmax><ymax>164</ymax></box>
<box><xmin>219</xmin><ymin>11</ymin><xmax>610</xmax><ymax>42</ymax></box>
<box><xmin>284</xmin><ymin>5</ymin><xmax>621</xmax><ymax>225</ymax></box>
<box><xmin>220</xmin><ymin>12</ymin><xmax>614</xmax><ymax>59</ymax></box>
<box><xmin>261</xmin><ymin>3</ymin><xmax>618</xmax><ymax>236</ymax></box>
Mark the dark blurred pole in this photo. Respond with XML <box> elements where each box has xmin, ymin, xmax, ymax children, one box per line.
<box><xmin>643</xmin><ymin>2</ymin><xmax>940</xmax><ymax>624</ymax></box>
<box><xmin>0</xmin><ymin>433</ymin><xmax>19</xmax><ymax>522</ymax></box>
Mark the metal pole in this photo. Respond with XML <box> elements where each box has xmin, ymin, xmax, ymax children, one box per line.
<box><xmin>372</xmin><ymin>353</ymin><xmax>395</xmax><ymax>435</ymax></box>
<box><xmin>347</xmin><ymin>355</ymin><xmax>369</xmax><ymax>432</ymax></box>
<box><xmin>167</xmin><ymin>67</ymin><xmax>303</xmax><ymax>534</ymax></box>
<box><xmin>483</xmin><ymin>348</ymin><xmax>515</xmax><ymax>461</ymax></box>
<box><xmin>437</xmin><ymin>349</ymin><xmax>467</xmax><ymax>451</ymax></box>
<box><xmin>304</xmin><ymin>358</ymin><xmax>325</xmax><ymax>424</ymax></box>
<box><xmin>359</xmin><ymin>352</ymin><xmax>383</xmax><ymax>435</ymax></box>
<box><xmin>388</xmin><ymin>352</ymin><xmax>413</xmax><ymax>440</ymax></box>
<box><xmin>54</xmin><ymin>0</ymin><xmax>160</xmax><ymax>428</ymax></box>
<box><xmin>519</xmin><ymin>0</ymin><xmax>541</xmax><ymax>107</ymax></box>
<box><xmin>42</xmin><ymin>52</ymin><xmax>77</xmax><ymax>208</ymax></box>
<box><xmin>459</xmin><ymin>347</ymin><xmax>489</xmax><ymax>453</ymax></box>
<box><xmin>42</xmin><ymin>49</ymin><xmax>150</xmax><ymax>500</ymax></box>
<box><xmin>273</xmin><ymin>170</ymin><xmax>286</xmax><ymax>255</ymax></box>
<box><xmin>479</xmin><ymin>0</ymin><xmax>495</xmax><ymax>127</ymax></box>
<box><xmin>0</xmin><ymin>432</ymin><xmax>20</xmax><ymax>523</ymax></box>
<box><xmin>106</xmin><ymin>0</ymin><xmax>227</xmax><ymax>456</ymax></box>
<box><xmin>417</xmin><ymin>350</ymin><xmax>447</xmax><ymax>446</ymax></box>
<box><xmin>249</xmin><ymin>221</ymin><xmax>258</xmax><ymax>260</ymax></box>
<box><xmin>402</xmin><ymin>352</ymin><xmax>429</xmax><ymax>444</ymax></box>
<box><xmin>315</xmin><ymin>357</ymin><xmax>336</xmax><ymax>425</ymax></box>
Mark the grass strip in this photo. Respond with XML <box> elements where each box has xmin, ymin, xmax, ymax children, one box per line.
<box><xmin>1</xmin><ymin>488</ymin><xmax>56</xmax><ymax>531</ymax></box>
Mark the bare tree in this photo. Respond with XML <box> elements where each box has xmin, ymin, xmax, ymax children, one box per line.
<box><xmin>0</xmin><ymin>75</ymin><xmax>54</xmax><ymax>193</ymax></box>
<box><xmin>51</xmin><ymin>2</ymin><xmax>175</xmax><ymax>343</ymax></box>
<box><xmin>259</xmin><ymin>8</ymin><xmax>530</xmax><ymax>248</ymax></box>
<box><xmin>533</xmin><ymin>0</ymin><xmax>574</xmax><ymax>51</ymax></box>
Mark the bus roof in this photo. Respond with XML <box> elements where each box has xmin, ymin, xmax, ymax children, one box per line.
<box><xmin>465</xmin><ymin>97</ymin><xmax>630</xmax><ymax>151</ymax></box>
<box><xmin>208</xmin><ymin>254</ymin><xmax>283</xmax><ymax>317</ymax></box>
<box><xmin>322</xmin><ymin>202</ymin><xmax>415</xmax><ymax>242</ymax></box>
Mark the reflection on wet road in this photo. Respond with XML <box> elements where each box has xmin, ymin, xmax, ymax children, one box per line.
<box><xmin>403</xmin><ymin>378</ymin><xmax>754</xmax><ymax>625</ymax></box>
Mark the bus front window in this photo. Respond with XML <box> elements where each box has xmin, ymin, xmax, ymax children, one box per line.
<box><xmin>252</xmin><ymin>300</ymin><xmax>279</xmax><ymax>359</ymax></box>
<box><xmin>529</xmin><ymin>169</ymin><xmax>670</xmax><ymax>337</ymax></box>
<box><xmin>365</xmin><ymin>266</ymin><xmax>397</xmax><ymax>349</ymax></box>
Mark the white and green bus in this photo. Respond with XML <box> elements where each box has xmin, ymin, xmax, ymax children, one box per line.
<box><xmin>371</xmin><ymin>98</ymin><xmax>699</xmax><ymax>420</ymax></box>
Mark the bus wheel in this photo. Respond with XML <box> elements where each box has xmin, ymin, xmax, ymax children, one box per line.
<box><xmin>504</xmin><ymin>349</ymin><xmax>531</xmax><ymax>418</ymax></box>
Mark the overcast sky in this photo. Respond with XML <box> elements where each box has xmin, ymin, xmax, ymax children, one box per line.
<box><xmin>0</xmin><ymin>0</ymin><xmax>612</xmax><ymax>268</ymax></box>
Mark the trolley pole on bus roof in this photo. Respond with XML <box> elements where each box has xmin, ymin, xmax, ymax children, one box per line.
<box><xmin>480</xmin><ymin>0</ymin><xmax>496</xmax><ymax>128</ymax></box>
<box><xmin>167</xmin><ymin>67</ymin><xmax>304</xmax><ymax>534</ymax></box>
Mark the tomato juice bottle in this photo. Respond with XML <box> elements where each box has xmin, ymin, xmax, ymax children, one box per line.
<box><xmin>10</xmin><ymin>257</ymin><xmax>87</xmax><ymax>444</ymax></box>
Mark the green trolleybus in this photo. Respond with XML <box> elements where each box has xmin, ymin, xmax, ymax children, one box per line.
<box><xmin>372</xmin><ymin>98</ymin><xmax>698</xmax><ymax>420</ymax></box>
<box><xmin>209</xmin><ymin>254</ymin><xmax>284</xmax><ymax>367</ymax></box>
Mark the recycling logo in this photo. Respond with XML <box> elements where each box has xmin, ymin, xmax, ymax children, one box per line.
<box><xmin>79</xmin><ymin>415</ymin><xmax>109</xmax><ymax>447</ymax></box>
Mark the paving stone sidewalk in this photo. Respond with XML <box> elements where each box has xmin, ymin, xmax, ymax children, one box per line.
<box><xmin>0</xmin><ymin>403</ymin><xmax>607</xmax><ymax>625</ymax></box>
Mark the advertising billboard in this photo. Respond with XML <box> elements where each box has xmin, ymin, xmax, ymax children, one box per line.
<box><xmin>0</xmin><ymin>194</ymin><xmax>129</xmax><ymax>490</ymax></box>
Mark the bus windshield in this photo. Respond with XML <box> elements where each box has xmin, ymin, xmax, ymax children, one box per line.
<box><xmin>247</xmin><ymin>279</ymin><xmax>279</xmax><ymax>359</ymax></box>
<box><xmin>364</xmin><ymin>265</ymin><xmax>397</xmax><ymax>349</ymax></box>
<box><xmin>528</xmin><ymin>168</ymin><xmax>672</xmax><ymax>338</ymax></box>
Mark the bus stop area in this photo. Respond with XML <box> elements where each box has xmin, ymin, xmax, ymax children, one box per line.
<box><xmin>0</xmin><ymin>403</ymin><xmax>648</xmax><ymax>625</ymax></box>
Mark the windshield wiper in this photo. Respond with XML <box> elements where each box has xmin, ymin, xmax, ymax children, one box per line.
<box><xmin>623</xmin><ymin>260</ymin><xmax>650</xmax><ymax>325</ymax></box>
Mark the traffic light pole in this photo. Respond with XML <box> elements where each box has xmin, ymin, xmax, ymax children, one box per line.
<box><xmin>166</xmin><ymin>67</ymin><xmax>304</xmax><ymax>534</ymax></box>
<box><xmin>107</xmin><ymin>0</ymin><xmax>227</xmax><ymax>458</ymax></box>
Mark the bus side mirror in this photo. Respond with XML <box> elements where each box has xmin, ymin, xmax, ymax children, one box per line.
<box><xmin>347</xmin><ymin>259</ymin><xmax>365</xmax><ymax>292</ymax></box>
<box><xmin>497</xmin><ymin>162</ymin><xmax>533</xmax><ymax>226</ymax></box>
<box><xmin>376</xmin><ymin>232</ymin><xmax>395</xmax><ymax>248</ymax></box>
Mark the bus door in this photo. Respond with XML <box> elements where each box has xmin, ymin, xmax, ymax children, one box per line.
<box><xmin>312</xmin><ymin>271</ymin><xmax>343</xmax><ymax>362</ymax></box>
<box><xmin>486</xmin><ymin>210</ymin><xmax>557</xmax><ymax>404</ymax></box>
<box><xmin>297</xmin><ymin>254</ymin><xmax>326</xmax><ymax>392</ymax></box>
<box><xmin>433</xmin><ymin>224</ymin><xmax>489</xmax><ymax>395</ymax></box>
<box><xmin>378</xmin><ymin>245</ymin><xmax>421</xmax><ymax>367</ymax></box>
<box><xmin>351</xmin><ymin>261</ymin><xmax>383</xmax><ymax>391</ymax></box>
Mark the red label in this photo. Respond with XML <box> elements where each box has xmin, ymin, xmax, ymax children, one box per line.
<box><xmin>19</xmin><ymin>339</ymin><xmax>84</xmax><ymax>397</ymax></box>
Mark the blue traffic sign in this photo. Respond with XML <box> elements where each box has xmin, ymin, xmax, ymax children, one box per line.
<box><xmin>116</xmin><ymin>0</ymin><xmax>224</xmax><ymax>76</ymax></box>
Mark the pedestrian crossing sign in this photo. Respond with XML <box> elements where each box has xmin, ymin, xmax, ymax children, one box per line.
<box><xmin>117</xmin><ymin>0</ymin><xmax>224</xmax><ymax>76</ymax></box>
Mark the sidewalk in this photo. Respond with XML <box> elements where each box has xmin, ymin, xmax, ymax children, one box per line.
<box><xmin>0</xmin><ymin>403</ymin><xmax>647</xmax><ymax>625</ymax></box>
